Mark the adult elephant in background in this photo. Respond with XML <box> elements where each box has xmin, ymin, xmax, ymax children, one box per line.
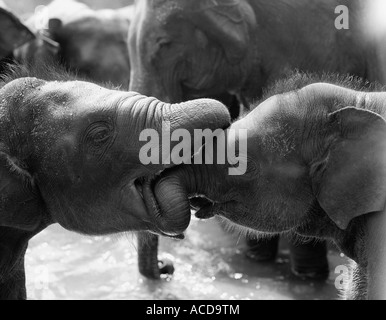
<box><xmin>14</xmin><ymin>0</ymin><xmax>132</xmax><ymax>88</ymax></box>
<box><xmin>0</xmin><ymin>64</ymin><xmax>230</xmax><ymax>299</ymax></box>
<box><xmin>128</xmin><ymin>0</ymin><xmax>379</xmax><ymax>108</ymax></box>
<box><xmin>150</xmin><ymin>73</ymin><xmax>386</xmax><ymax>299</ymax></box>
<box><xmin>129</xmin><ymin>0</ymin><xmax>374</xmax><ymax>279</ymax></box>
<box><xmin>0</xmin><ymin>1</ymin><xmax>34</xmax><ymax>71</ymax></box>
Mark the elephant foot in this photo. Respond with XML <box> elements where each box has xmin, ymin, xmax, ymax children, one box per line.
<box><xmin>158</xmin><ymin>259</ymin><xmax>175</xmax><ymax>277</ymax></box>
<box><xmin>291</xmin><ymin>268</ymin><xmax>329</xmax><ymax>281</ymax></box>
<box><xmin>140</xmin><ymin>260</ymin><xmax>175</xmax><ymax>280</ymax></box>
<box><xmin>245</xmin><ymin>235</ymin><xmax>280</xmax><ymax>262</ymax></box>
<box><xmin>289</xmin><ymin>240</ymin><xmax>330</xmax><ymax>281</ymax></box>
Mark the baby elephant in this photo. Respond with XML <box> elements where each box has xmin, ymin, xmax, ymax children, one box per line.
<box><xmin>0</xmin><ymin>64</ymin><xmax>230</xmax><ymax>300</ymax></box>
<box><xmin>154</xmin><ymin>73</ymin><xmax>386</xmax><ymax>300</ymax></box>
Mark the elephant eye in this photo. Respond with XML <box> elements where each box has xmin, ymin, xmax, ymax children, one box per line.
<box><xmin>86</xmin><ymin>122</ymin><xmax>113</xmax><ymax>148</ymax></box>
<box><xmin>93</xmin><ymin>129</ymin><xmax>110</xmax><ymax>144</ymax></box>
<box><xmin>157</xmin><ymin>38</ymin><xmax>172</xmax><ymax>49</ymax></box>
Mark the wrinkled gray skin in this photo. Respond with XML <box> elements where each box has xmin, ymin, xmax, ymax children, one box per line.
<box><xmin>15</xmin><ymin>0</ymin><xmax>132</xmax><ymax>88</ymax></box>
<box><xmin>0</xmin><ymin>66</ymin><xmax>230</xmax><ymax>300</ymax></box>
<box><xmin>156</xmin><ymin>76</ymin><xmax>386</xmax><ymax>299</ymax></box>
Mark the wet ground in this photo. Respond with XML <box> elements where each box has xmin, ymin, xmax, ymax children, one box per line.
<box><xmin>26</xmin><ymin>217</ymin><xmax>349</xmax><ymax>300</ymax></box>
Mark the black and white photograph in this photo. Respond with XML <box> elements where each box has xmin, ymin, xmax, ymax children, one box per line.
<box><xmin>1</xmin><ymin>0</ymin><xmax>386</xmax><ymax>302</ymax></box>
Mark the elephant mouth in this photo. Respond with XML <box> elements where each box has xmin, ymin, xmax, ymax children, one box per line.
<box><xmin>135</xmin><ymin>175</ymin><xmax>189</xmax><ymax>240</ymax></box>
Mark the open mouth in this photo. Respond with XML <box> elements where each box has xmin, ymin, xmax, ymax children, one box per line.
<box><xmin>135</xmin><ymin>173</ymin><xmax>188</xmax><ymax>240</ymax></box>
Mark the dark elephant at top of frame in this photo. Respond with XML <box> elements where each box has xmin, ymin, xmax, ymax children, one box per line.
<box><xmin>14</xmin><ymin>0</ymin><xmax>133</xmax><ymax>88</ymax></box>
<box><xmin>0</xmin><ymin>64</ymin><xmax>230</xmax><ymax>300</ymax></box>
<box><xmin>153</xmin><ymin>73</ymin><xmax>386</xmax><ymax>299</ymax></box>
<box><xmin>129</xmin><ymin>0</ymin><xmax>377</xmax><ymax>279</ymax></box>
<box><xmin>129</xmin><ymin>0</ymin><xmax>383</xmax><ymax>106</ymax></box>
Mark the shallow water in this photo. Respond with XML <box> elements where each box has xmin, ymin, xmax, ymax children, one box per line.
<box><xmin>26</xmin><ymin>217</ymin><xmax>348</xmax><ymax>300</ymax></box>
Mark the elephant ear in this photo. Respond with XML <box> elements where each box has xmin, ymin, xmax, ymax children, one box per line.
<box><xmin>187</xmin><ymin>0</ymin><xmax>256</xmax><ymax>64</ymax></box>
<box><xmin>313</xmin><ymin>107</ymin><xmax>386</xmax><ymax>230</ymax></box>
<box><xmin>0</xmin><ymin>5</ymin><xmax>35</xmax><ymax>59</ymax></box>
<box><xmin>0</xmin><ymin>148</ymin><xmax>42</xmax><ymax>231</ymax></box>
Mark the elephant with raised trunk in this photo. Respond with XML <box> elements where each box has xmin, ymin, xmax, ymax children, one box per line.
<box><xmin>0</xmin><ymin>64</ymin><xmax>230</xmax><ymax>300</ymax></box>
<box><xmin>153</xmin><ymin>73</ymin><xmax>386</xmax><ymax>299</ymax></box>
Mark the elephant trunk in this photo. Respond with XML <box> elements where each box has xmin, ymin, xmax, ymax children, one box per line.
<box><xmin>152</xmin><ymin>164</ymin><xmax>214</xmax><ymax>233</ymax></box>
<box><xmin>156</xmin><ymin>98</ymin><xmax>231</xmax><ymax>140</ymax></box>
<box><xmin>141</xmin><ymin>174</ymin><xmax>192</xmax><ymax>236</ymax></box>
<box><xmin>121</xmin><ymin>95</ymin><xmax>230</xmax><ymax>236</ymax></box>
<box><xmin>155</xmin><ymin>100</ymin><xmax>229</xmax><ymax>235</ymax></box>
<box><xmin>149</xmin><ymin>99</ymin><xmax>232</xmax><ymax>231</ymax></box>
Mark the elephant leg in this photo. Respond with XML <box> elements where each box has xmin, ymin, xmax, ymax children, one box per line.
<box><xmin>137</xmin><ymin>232</ymin><xmax>175</xmax><ymax>280</ymax></box>
<box><xmin>289</xmin><ymin>240</ymin><xmax>329</xmax><ymax>281</ymax></box>
<box><xmin>0</xmin><ymin>256</ymin><xmax>27</xmax><ymax>300</ymax></box>
<box><xmin>245</xmin><ymin>235</ymin><xmax>280</xmax><ymax>262</ymax></box>
<box><xmin>0</xmin><ymin>227</ymin><xmax>29</xmax><ymax>300</ymax></box>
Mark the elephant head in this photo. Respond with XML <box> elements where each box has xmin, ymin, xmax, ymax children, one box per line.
<box><xmin>152</xmin><ymin>73</ymin><xmax>386</xmax><ymax>267</ymax></box>
<box><xmin>128</xmin><ymin>0</ymin><xmax>256</xmax><ymax>103</ymax></box>
<box><xmin>0</xmin><ymin>65</ymin><xmax>230</xmax><ymax>238</ymax></box>
<box><xmin>0</xmin><ymin>2</ymin><xmax>34</xmax><ymax>60</ymax></box>
<box><xmin>14</xmin><ymin>0</ymin><xmax>133</xmax><ymax>88</ymax></box>
<box><xmin>128</xmin><ymin>0</ymin><xmax>373</xmax><ymax>107</ymax></box>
